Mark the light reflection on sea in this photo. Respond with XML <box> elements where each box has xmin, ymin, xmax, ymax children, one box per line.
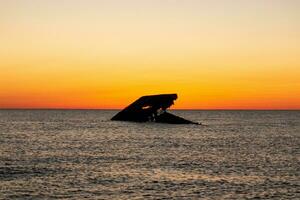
<box><xmin>0</xmin><ymin>110</ymin><xmax>299</xmax><ymax>199</ymax></box>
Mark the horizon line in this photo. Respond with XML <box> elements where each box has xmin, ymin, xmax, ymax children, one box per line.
<box><xmin>0</xmin><ymin>108</ymin><xmax>299</xmax><ymax>111</ymax></box>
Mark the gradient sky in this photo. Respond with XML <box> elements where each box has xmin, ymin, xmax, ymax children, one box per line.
<box><xmin>0</xmin><ymin>0</ymin><xmax>299</xmax><ymax>109</ymax></box>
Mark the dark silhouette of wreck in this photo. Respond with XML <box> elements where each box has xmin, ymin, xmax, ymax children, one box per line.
<box><xmin>111</xmin><ymin>94</ymin><xmax>199</xmax><ymax>124</ymax></box>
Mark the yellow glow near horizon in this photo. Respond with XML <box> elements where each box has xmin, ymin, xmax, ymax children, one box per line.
<box><xmin>0</xmin><ymin>0</ymin><xmax>300</xmax><ymax>109</ymax></box>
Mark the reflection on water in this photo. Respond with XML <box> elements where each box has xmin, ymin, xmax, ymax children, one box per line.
<box><xmin>0</xmin><ymin>110</ymin><xmax>299</xmax><ymax>199</ymax></box>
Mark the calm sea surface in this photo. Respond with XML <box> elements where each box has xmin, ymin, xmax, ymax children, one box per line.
<box><xmin>0</xmin><ymin>110</ymin><xmax>299</xmax><ymax>199</ymax></box>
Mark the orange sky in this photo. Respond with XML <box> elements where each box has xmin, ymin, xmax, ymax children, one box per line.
<box><xmin>0</xmin><ymin>0</ymin><xmax>300</xmax><ymax>109</ymax></box>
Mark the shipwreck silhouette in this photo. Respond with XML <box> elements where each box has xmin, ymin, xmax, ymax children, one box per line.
<box><xmin>111</xmin><ymin>94</ymin><xmax>199</xmax><ymax>124</ymax></box>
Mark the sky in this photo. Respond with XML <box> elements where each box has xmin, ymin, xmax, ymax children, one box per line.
<box><xmin>0</xmin><ymin>0</ymin><xmax>299</xmax><ymax>109</ymax></box>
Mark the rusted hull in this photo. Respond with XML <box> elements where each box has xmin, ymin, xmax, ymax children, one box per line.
<box><xmin>111</xmin><ymin>94</ymin><xmax>199</xmax><ymax>125</ymax></box>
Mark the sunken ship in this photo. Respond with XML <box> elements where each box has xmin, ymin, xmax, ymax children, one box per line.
<box><xmin>111</xmin><ymin>94</ymin><xmax>199</xmax><ymax>124</ymax></box>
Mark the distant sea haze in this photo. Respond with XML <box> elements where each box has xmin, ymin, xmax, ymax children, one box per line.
<box><xmin>0</xmin><ymin>110</ymin><xmax>299</xmax><ymax>199</ymax></box>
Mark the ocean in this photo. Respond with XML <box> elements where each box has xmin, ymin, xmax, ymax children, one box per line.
<box><xmin>0</xmin><ymin>110</ymin><xmax>299</xmax><ymax>199</ymax></box>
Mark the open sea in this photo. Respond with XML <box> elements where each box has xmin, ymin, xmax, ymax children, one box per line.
<box><xmin>0</xmin><ymin>110</ymin><xmax>299</xmax><ymax>199</ymax></box>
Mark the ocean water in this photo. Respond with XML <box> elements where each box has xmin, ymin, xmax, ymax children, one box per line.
<box><xmin>0</xmin><ymin>110</ymin><xmax>299</xmax><ymax>199</ymax></box>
